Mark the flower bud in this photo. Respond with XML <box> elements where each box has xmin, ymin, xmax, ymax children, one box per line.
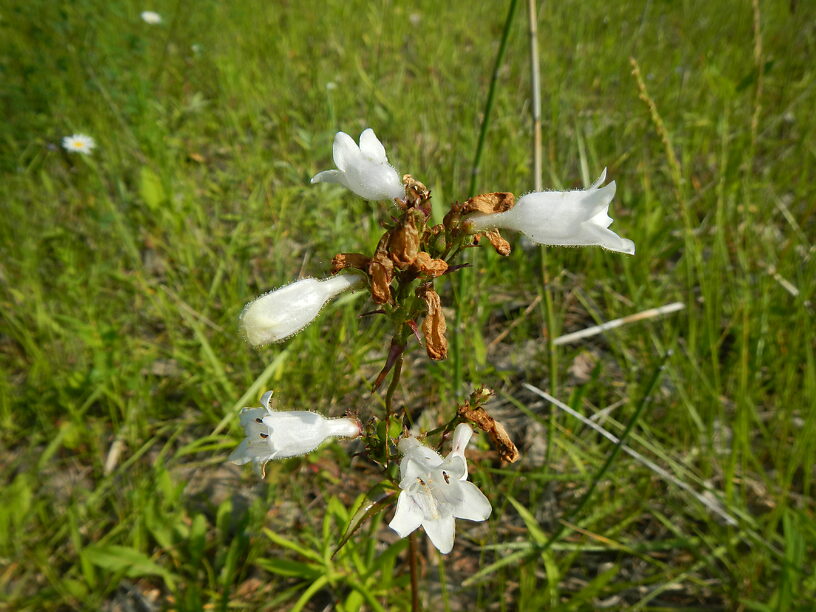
<box><xmin>240</xmin><ymin>275</ymin><xmax>364</xmax><ymax>346</ymax></box>
<box><xmin>467</xmin><ymin>169</ymin><xmax>635</xmax><ymax>255</ymax></box>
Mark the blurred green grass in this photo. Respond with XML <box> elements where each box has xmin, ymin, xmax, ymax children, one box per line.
<box><xmin>1</xmin><ymin>0</ymin><xmax>815</xmax><ymax>609</ymax></box>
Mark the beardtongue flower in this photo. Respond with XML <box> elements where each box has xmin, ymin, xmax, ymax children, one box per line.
<box><xmin>388</xmin><ymin>423</ymin><xmax>492</xmax><ymax>554</ymax></box>
<box><xmin>240</xmin><ymin>274</ymin><xmax>365</xmax><ymax>346</ymax></box>
<box><xmin>229</xmin><ymin>391</ymin><xmax>362</xmax><ymax>472</ymax></box>
<box><xmin>311</xmin><ymin>128</ymin><xmax>405</xmax><ymax>201</ymax></box>
<box><xmin>467</xmin><ymin>169</ymin><xmax>635</xmax><ymax>255</ymax></box>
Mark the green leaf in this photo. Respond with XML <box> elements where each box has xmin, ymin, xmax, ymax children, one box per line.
<box><xmin>255</xmin><ymin>558</ymin><xmax>321</xmax><ymax>580</ymax></box>
<box><xmin>506</xmin><ymin>496</ymin><xmax>548</xmax><ymax>546</ymax></box>
<box><xmin>333</xmin><ymin>488</ymin><xmax>396</xmax><ymax>558</ymax></box>
<box><xmin>139</xmin><ymin>166</ymin><xmax>165</xmax><ymax>211</ymax></box>
<box><xmin>81</xmin><ymin>544</ymin><xmax>176</xmax><ymax>589</ymax></box>
<box><xmin>264</xmin><ymin>529</ymin><xmax>323</xmax><ymax>564</ymax></box>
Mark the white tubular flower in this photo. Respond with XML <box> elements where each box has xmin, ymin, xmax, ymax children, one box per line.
<box><xmin>388</xmin><ymin>424</ymin><xmax>492</xmax><ymax>554</ymax></box>
<box><xmin>240</xmin><ymin>275</ymin><xmax>365</xmax><ymax>347</ymax></box>
<box><xmin>311</xmin><ymin>129</ymin><xmax>405</xmax><ymax>201</ymax></box>
<box><xmin>140</xmin><ymin>11</ymin><xmax>162</xmax><ymax>24</ymax></box>
<box><xmin>62</xmin><ymin>134</ymin><xmax>96</xmax><ymax>155</ymax></box>
<box><xmin>229</xmin><ymin>391</ymin><xmax>361</xmax><ymax>471</ymax></box>
<box><xmin>468</xmin><ymin>169</ymin><xmax>635</xmax><ymax>255</ymax></box>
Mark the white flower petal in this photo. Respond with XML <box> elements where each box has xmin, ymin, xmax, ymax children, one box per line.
<box><xmin>588</xmin><ymin>167</ymin><xmax>608</xmax><ymax>190</ymax></box>
<box><xmin>448</xmin><ymin>423</ymin><xmax>473</xmax><ymax>478</ymax></box>
<box><xmin>423</xmin><ymin>515</ymin><xmax>456</xmax><ymax>554</ymax></box>
<box><xmin>331</xmin><ymin>131</ymin><xmax>358</xmax><ymax>173</ymax></box>
<box><xmin>358</xmin><ymin>128</ymin><xmax>388</xmax><ymax>163</ymax></box>
<box><xmin>581</xmin><ymin>181</ymin><xmax>617</xmax><ymax>220</ymax></box>
<box><xmin>310</xmin><ymin>169</ymin><xmax>344</xmax><ymax>185</ymax></box>
<box><xmin>229</xmin><ymin>407</ymin><xmax>277</xmax><ymax>465</ymax></box>
<box><xmin>389</xmin><ymin>492</ymin><xmax>423</xmax><ymax>537</ymax></box>
<box><xmin>426</xmin><ymin>470</ymin><xmax>465</xmax><ymax>513</ymax></box>
<box><xmin>259</xmin><ymin>391</ymin><xmax>274</xmax><ymax>410</ymax></box>
<box><xmin>400</xmin><ymin>438</ymin><xmax>444</xmax><ymax>468</ymax></box>
<box><xmin>577</xmin><ymin>220</ymin><xmax>636</xmax><ymax>254</ymax></box>
<box><xmin>438</xmin><ymin>455</ymin><xmax>467</xmax><ymax>482</ymax></box>
<box><xmin>452</xmin><ymin>481</ymin><xmax>492</xmax><ymax>521</ymax></box>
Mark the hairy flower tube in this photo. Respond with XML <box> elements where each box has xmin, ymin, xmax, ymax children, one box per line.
<box><xmin>240</xmin><ymin>274</ymin><xmax>365</xmax><ymax>346</ymax></box>
<box><xmin>311</xmin><ymin>128</ymin><xmax>405</xmax><ymax>201</ymax></box>
<box><xmin>468</xmin><ymin>169</ymin><xmax>635</xmax><ymax>255</ymax></box>
<box><xmin>229</xmin><ymin>391</ymin><xmax>361</xmax><ymax>471</ymax></box>
<box><xmin>389</xmin><ymin>424</ymin><xmax>492</xmax><ymax>554</ymax></box>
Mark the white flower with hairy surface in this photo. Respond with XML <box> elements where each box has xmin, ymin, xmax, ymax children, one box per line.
<box><xmin>240</xmin><ymin>274</ymin><xmax>365</xmax><ymax>347</ymax></box>
<box><xmin>311</xmin><ymin>129</ymin><xmax>404</xmax><ymax>201</ymax></box>
<box><xmin>140</xmin><ymin>11</ymin><xmax>162</xmax><ymax>24</ymax></box>
<box><xmin>229</xmin><ymin>391</ymin><xmax>361</xmax><ymax>472</ymax></box>
<box><xmin>62</xmin><ymin>134</ymin><xmax>95</xmax><ymax>155</ymax></box>
<box><xmin>468</xmin><ymin>169</ymin><xmax>635</xmax><ymax>255</ymax></box>
<box><xmin>389</xmin><ymin>423</ymin><xmax>492</xmax><ymax>554</ymax></box>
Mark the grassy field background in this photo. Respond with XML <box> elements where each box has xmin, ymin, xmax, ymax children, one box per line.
<box><xmin>2</xmin><ymin>0</ymin><xmax>815</xmax><ymax>609</ymax></box>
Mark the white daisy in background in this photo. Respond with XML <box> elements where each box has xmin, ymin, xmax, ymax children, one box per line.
<box><xmin>140</xmin><ymin>11</ymin><xmax>162</xmax><ymax>24</ymax></box>
<box><xmin>61</xmin><ymin>134</ymin><xmax>96</xmax><ymax>155</ymax></box>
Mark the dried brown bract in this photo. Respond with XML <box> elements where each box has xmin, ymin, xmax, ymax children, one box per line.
<box><xmin>462</xmin><ymin>192</ymin><xmax>515</xmax><ymax>215</ymax></box>
<box><xmin>411</xmin><ymin>251</ymin><xmax>448</xmax><ymax>277</ymax></box>
<box><xmin>331</xmin><ymin>252</ymin><xmax>371</xmax><ymax>274</ymax></box>
<box><xmin>458</xmin><ymin>403</ymin><xmax>521</xmax><ymax>463</ymax></box>
<box><xmin>388</xmin><ymin>210</ymin><xmax>421</xmax><ymax>269</ymax></box>
<box><xmin>368</xmin><ymin>250</ymin><xmax>394</xmax><ymax>304</ymax></box>
<box><xmin>483</xmin><ymin>229</ymin><xmax>511</xmax><ymax>256</ymax></box>
<box><xmin>416</xmin><ymin>284</ymin><xmax>447</xmax><ymax>360</ymax></box>
<box><xmin>403</xmin><ymin>174</ymin><xmax>431</xmax><ymax>207</ymax></box>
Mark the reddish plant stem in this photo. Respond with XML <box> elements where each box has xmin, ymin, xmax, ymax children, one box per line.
<box><xmin>409</xmin><ymin>532</ymin><xmax>420</xmax><ymax>611</ymax></box>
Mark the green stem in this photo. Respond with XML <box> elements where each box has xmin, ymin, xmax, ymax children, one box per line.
<box><xmin>468</xmin><ymin>0</ymin><xmax>520</xmax><ymax>196</ymax></box>
<box><xmin>383</xmin><ymin>349</ymin><xmax>404</xmax><ymax>465</ymax></box>
<box><xmin>455</xmin><ymin>0</ymin><xmax>519</xmax><ymax>397</ymax></box>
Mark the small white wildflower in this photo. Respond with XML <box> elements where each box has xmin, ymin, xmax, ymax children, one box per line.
<box><xmin>240</xmin><ymin>274</ymin><xmax>365</xmax><ymax>347</ymax></box>
<box><xmin>311</xmin><ymin>128</ymin><xmax>404</xmax><ymax>201</ymax></box>
<box><xmin>467</xmin><ymin>169</ymin><xmax>635</xmax><ymax>255</ymax></box>
<box><xmin>229</xmin><ymin>391</ymin><xmax>362</xmax><ymax>473</ymax></box>
<box><xmin>61</xmin><ymin>134</ymin><xmax>96</xmax><ymax>155</ymax></box>
<box><xmin>389</xmin><ymin>424</ymin><xmax>492</xmax><ymax>554</ymax></box>
<box><xmin>140</xmin><ymin>11</ymin><xmax>162</xmax><ymax>24</ymax></box>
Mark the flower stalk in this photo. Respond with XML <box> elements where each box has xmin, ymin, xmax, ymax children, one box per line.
<box><xmin>229</xmin><ymin>124</ymin><xmax>637</xmax><ymax>602</ymax></box>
